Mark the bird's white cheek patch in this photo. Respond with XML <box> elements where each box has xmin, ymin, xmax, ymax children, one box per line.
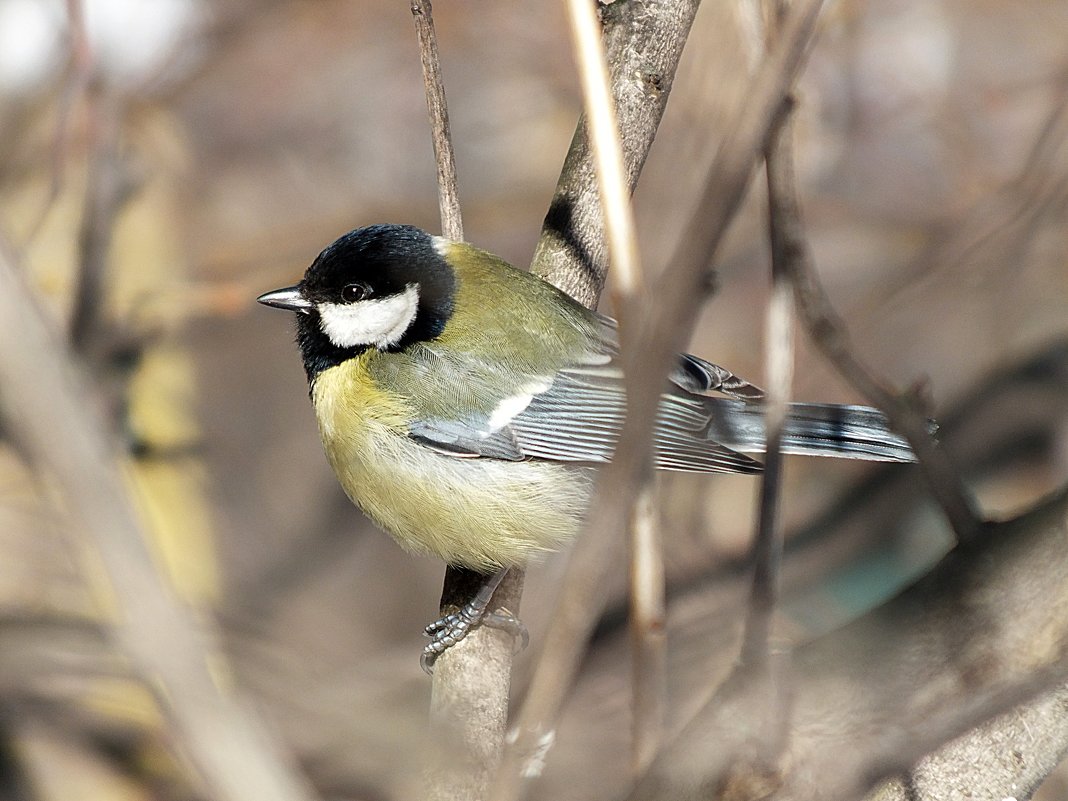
<box><xmin>318</xmin><ymin>284</ymin><xmax>420</xmax><ymax>349</ymax></box>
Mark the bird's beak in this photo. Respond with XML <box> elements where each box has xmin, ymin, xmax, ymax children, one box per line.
<box><xmin>257</xmin><ymin>285</ymin><xmax>313</xmax><ymax>314</ymax></box>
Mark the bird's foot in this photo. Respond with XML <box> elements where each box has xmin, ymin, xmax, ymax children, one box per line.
<box><xmin>421</xmin><ymin>604</ymin><xmax>528</xmax><ymax>674</ymax></box>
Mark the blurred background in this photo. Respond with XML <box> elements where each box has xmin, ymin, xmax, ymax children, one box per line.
<box><xmin>1</xmin><ymin>0</ymin><xmax>1067</xmax><ymax>799</ymax></box>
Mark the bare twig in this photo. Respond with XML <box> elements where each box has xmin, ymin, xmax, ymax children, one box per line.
<box><xmin>493</xmin><ymin>3</ymin><xmax>826</xmax><ymax>799</ymax></box>
<box><xmin>0</xmin><ymin>242</ymin><xmax>317</xmax><ymax>801</ymax></box>
<box><xmin>628</xmin><ymin>485</ymin><xmax>666</xmax><ymax>775</ymax></box>
<box><xmin>69</xmin><ymin>96</ymin><xmax>129</xmax><ymax>353</ymax></box>
<box><xmin>785</xmin><ymin>203</ymin><xmax>984</xmax><ymax>545</ymax></box>
<box><xmin>866</xmin><ymin>74</ymin><xmax>1068</xmax><ymax>320</ymax></box>
<box><xmin>739</xmin><ymin>0</ymin><xmax>793</xmax><ymax>675</ymax></box>
<box><xmin>20</xmin><ymin>0</ymin><xmax>94</xmax><ymax>249</ymax></box>
<box><xmin>410</xmin><ymin>0</ymin><xmax>463</xmax><ymax>242</ymax></box>
<box><xmin>759</xmin><ymin>34</ymin><xmax>986</xmax><ymax>545</ymax></box>
<box><xmin>409</xmin><ymin>4</ymin><xmax>516</xmax><ymax>799</ymax></box>
<box><xmin>564</xmin><ymin>0</ymin><xmax>661</xmax><ymax>775</ymax></box>
<box><xmin>803</xmin><ymin>82</ymin><xmax>1068</xmax><ymax>550</ymax></box>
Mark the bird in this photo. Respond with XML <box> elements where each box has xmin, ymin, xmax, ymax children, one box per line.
<box><xmin>257</xmin><ymin>223</ymin><xmax>916</xmax><ymax>669</ymax></box>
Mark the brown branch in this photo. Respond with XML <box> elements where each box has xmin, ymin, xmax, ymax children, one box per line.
<box><xmin>411</xmin><ymin>0</ymin><xmax>463</xmax><ymax>243</ymax></box>
<box><xmin>426</xmin><ymin>569</ymin><xmax>520</xmax><ymax>801</ymax></box>
<box><xmin>564</xmin><ymin>0</ymin><xmax>662</xmax><ymax>776</ymax></box>
<box><xmin>69</xmin><ymin>94</ymin><xmax>130</xmax><ymax>354</ymax></box>
<box><xmin>739</xmin><ymin>0</ymin><xmax>794</xmax><ymax>676</ymax></box>
<box><xmin>0</xmin><ymin>241</ymin><xmax>317</xmax><ymax>801</ymax></box>
<box><xmin>760</xmin><ymin>52</ymin><xmax>987</xmax><ymax>546</ymax></box>
<box><xmin>530</xmin><ymin>0</ymin><xmax>703</xmax><ymax>301</ymax></box>
<box><xmin>786</xmin><ymin>214</ymin><xmax>984</xmax><ymax>544</ymax></box>
<box><xmin>865</xmin><ymin>664</ymin><xmax>1068</xmax><ymax>801</ymax></box>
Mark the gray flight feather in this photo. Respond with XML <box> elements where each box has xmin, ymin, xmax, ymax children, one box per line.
<box><xmin>406</xmin><ymin>361</ymin><xmax>915</xmax><ymax>473</ymax></box>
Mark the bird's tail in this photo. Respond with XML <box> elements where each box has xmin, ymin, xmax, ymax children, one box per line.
<box><xmin>703</xmin><ymin>400</ymin><xmax>919</xmax><ymax>462</ymax></box>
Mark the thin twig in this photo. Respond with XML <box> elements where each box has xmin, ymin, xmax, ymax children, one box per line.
<box><xmin>739</xmin><ymin>0</ymin><xmax>793</xmax><ymax>675</ymax></box>
<box><xmin>628</xmin><ymin>485</ymin><xmax>666</xmax><ymax>775</ymax></box>
<box><xmin>565</xmin><ymin>0</ymin><xmax>643</xmax><ymax>300</ymax></box>
<box><xmin>21</xmin><ymin>0</ymin><xmax>94</xmax><ymax>250</ymax></box>
<box><xmin>492</xmin><ymin>3</ymin><xmax>826</xmax><ymax>798</ymax></box>
<box><xmin>69</xmin><ymin>94</ymin><xmax>128</xmax><ymax>353</ymax></box>
<box><xmin>0</xmin><ymin>242</ymin><xmax>317</xmax><ymax>801</ymax></box>
<box><xmin>739</xmin><ymin>254</ymin><xmax>792</xmax><ymax>667</ymax></box>
<box><xmin>784</xmin><ymin>80</ymin><xmax>1060</xmax><ymax>548</ymax></box>
<box><xmin>409</xmin><ymin>3</ymin><xmax>516</xmax><ymax>799</ymax></box>
<box><xmin>564</xmin><ymin>0</ymin><xmax>661</xmax><ymax>775</ymax></box>
<box><xmin>410</xmin><ymin>0</ymin><xmax>463</xmax><ymax>242</ymax></box>
<box><xmin>784</xmin><ymin>203</ymin><xmax>984</xmax><ymax>546</ymax></box>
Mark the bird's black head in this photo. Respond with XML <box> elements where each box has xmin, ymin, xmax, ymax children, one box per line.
<box><xmin>258</xmin><ymin>224</ymin><xmax>456</xmax><ymax>382</ymax></box>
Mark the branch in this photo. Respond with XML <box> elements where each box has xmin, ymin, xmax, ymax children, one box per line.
<box><xmin>69</xmin><ymin>94</ymin><xmax>131</xmax><ymax>354</ymax></box>
<box><xmin>739</xmin><ymin>0</ymin><xmax>794</xmax><ymax>676</ymax></box>
<box><xmin>788</xmin><ymin>246</ymin><xmax>984</xmax><ymax>544</ymax></box>
<box><xmin>410</xmin><ymin>0</ymin><xmax>463</xmax><ymax>242</ymax></box>
<box><xmin>530</xmin><ymin>0</ymin><xmax>703</xmax><ymax>301</ymax></box>
<box><xmin>564</xmin><ymin>0</ymin><xmax>662</xmax><ymax>776</ymax></box>
<box><xmin>20</xmin><ymin>0</ymin><xmax>94</xmax><ymax>249</ymax></box>
<box><xmin>0</xmin><ymin>242</ymin><xmax>317</xmax><ymax>801</ymax></box>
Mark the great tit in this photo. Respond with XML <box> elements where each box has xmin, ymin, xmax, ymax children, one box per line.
<box><xmin>258</xmin><ymin>223</ymin><xmax>915</xmax><ymax>665</ymax></box>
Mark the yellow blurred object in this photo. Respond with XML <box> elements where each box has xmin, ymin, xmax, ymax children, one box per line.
<box><xmin>81</xmin><ymin>676</ymin><xmax>162</xmax><ymax>733</ymax></box>
<box><xmin>125</xmin><ymin>346</ymin><xmax>218</xmax><ymax>603</ymax></box>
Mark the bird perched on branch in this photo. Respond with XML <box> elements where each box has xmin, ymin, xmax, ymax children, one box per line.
<box><xmin>258</xmin><ymin>223</ymin><xmax>915</xmax><ymax>670</ymax></box>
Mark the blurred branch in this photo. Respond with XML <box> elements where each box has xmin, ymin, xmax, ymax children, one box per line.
<box><xmin>627</xmin><ymin>485</ymin><xmax>666</xmax><ymax>775</ymax></box>
<box><xmin>739</xmin><ymin>0</ymin><xmax>793</xmax><ymax>677</ymax></box>
<box><xmin>712</xmin><ymin>0</ymin><xmax>800</xmax><ymax>779</ymax></box>
<box><xmin>876</xmin><ymin>71</ymin><xmax>1068</xmax><ymax>314</ymax></box>
<box><xmin>0</xmin><ymin>241</ymin><xmax>317</xmax><ymax>801</ymax></box>
<box><xmin>494</xmin><ymin>2</ymin><xmax>826</xmax><ymax>799</ymax></box>
<box><xmin>785</xmin><ymin>202</ymin><xmax>984</xmax><ymax>544</ymax></box>
<box><xmin>20</xmin><ymin>0</ymin><xmax>94</xmax><ymax>250</ymax></box>
<box><xmin>630</xmin><ymin>485</ymin><xmax>1068</xmax><ymax>801</ymax></box>
<box><xmin>563</xmin><ymin>0</ymin><xmax>661</xmax><ymax>776</ymax></box>
<box><xmin>69</xmin><ymin>96</ymin><xmax>132</xmax><ymax>354</ymax></box>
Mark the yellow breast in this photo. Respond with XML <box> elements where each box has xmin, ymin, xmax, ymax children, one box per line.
<box><xmin>311</xmin><ymin>357</ymin><xmax>591</xmax><ymax>570</ymax></box>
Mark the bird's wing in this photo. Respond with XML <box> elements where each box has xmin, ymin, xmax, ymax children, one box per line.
<box><xmin>508</xmin><ymin>365</ymin><xmax>763</xmax><ymax>473</ymax></box>
<box><xmin>405</xmin><ymin>361</ymin><xmax>762</xmax><ymax>473</ymax></box>
<box><xmin>673</xmin><ymin>354</ymin><xmax>766</xmax><ymax>401</ymax></box>
<box><xmin>392</xmin><ymin>310</ymin><xmax>765</xmax><ymax>472</ymax></box>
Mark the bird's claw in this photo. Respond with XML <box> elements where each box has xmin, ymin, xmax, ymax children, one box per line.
<box><xmin>421</xmin><ymin>604</ymin><xmax>528</xmax><ymax>674</ymax></box>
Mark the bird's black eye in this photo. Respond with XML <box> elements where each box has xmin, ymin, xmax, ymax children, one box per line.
<box><xmin>341</xmin><ymin>282</ymin><xmax>371</xmax><ymax>303</ymax></box>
